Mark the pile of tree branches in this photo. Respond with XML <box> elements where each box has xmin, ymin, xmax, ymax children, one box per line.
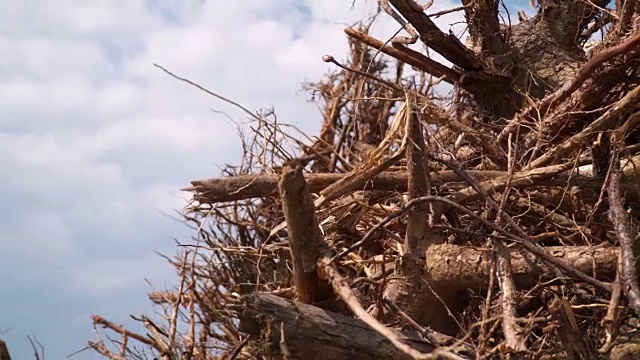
<box><xmin>86</xmin><ymin>1</ymin><xmax>640</xmax><ymax>359</ymax></box>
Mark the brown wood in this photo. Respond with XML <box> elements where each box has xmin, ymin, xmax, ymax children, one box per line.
<box><xmin>186</xmin><ymin>170</ymin><xmax>639</xmax><ymax>204</ymax></box>
<box><xmin>237</xmin><ymin>293</ymin><xmax>436</xmax><ymax>360</ymax></box>
<box><xmin>426</xmin><ymin>244</ymin><xmax>618</xmax><ymax>290</ymax></box>
<box><xmin>344</xmin><ymin>27</ymin><xmax>460</xmax><ymax>84</ymax></box>
<box><xmin>278</xmin><ymin>163</ymin><xmax>331</xmax><ymax>304</ymax></box>
<box><xmin>387</xmin><ymin>0</ymin><xmax>482</xmax><ymax>71</ymax></box>
<box><xmin>404</xmin><ymin>94</ymin><xmax>431</xmax><ymax>255</ymax></box>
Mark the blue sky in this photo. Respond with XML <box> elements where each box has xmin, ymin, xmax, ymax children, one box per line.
<box><xmin>0</xmin><ymin>1</ymin><xmax>534</xmax><ymax>358</ymax></box>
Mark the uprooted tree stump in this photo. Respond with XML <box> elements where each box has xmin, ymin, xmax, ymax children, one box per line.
<box><xmin>87</xmin><ymin>1</ymin><xmax>640</xmax><ymax>359</ymax></box>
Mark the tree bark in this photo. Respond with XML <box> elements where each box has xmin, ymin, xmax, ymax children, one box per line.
<box><xmin>277</xmin><ymin>162</ymin><xmax>331</xmax><ymax>304</ymax></box>
<box><xmin>237</xmin><ymin>293</ymin><xmax>436</xmax><ymax>360</ymax></box>
<box><xmin>235</xmin><ymin>245</ymin><xmax>619</xmax><ymax>358</ymax></box>
<box><xmin>610</xmin><ymin>342</ymin><xmax>640</xmax><ymax>360</ymax></box>
<box><xmin>427</xmin><ymin>244</ymin><xmax>618</xmax><ymax>290</ymax></box>
<box><xmin>234</xmin><ymin>238</ymin><xmax>622</xmax><ymax>360</ymax></box>
<box><xmin>186</xmin><ymin>167</ymin><xmax>640</xmax><ymax>204</ymax></box>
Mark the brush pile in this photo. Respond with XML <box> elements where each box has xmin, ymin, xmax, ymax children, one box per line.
<box><xmin>89</xmin><ymin>1</ymin><xmax>640</xmax><ymax>359</ymax></box>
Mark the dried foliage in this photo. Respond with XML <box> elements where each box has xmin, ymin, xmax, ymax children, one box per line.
<box><xmin>84</xmin><ymin>1</ymin><xmax>640</xmax><ymax>359</ymax></box>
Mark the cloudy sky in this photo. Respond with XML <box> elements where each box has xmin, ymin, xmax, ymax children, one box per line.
<box><xmin>0</xmin><ymin>1</ymin><xmax>532</xmax><ymax>358</ymax></box>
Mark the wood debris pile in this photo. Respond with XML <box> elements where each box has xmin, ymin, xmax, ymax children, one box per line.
<box><xmin>88</xmin><ymin>1</ymin><xmax>640</xmax><ymax>359</ymax></box>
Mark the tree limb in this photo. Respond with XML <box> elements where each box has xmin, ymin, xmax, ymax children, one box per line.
<box><xmin>526</xmin><ymin>84</ymin><xmax>640</xmax><ymax>170</ymax></box>
<box><xmin>607</xmin><ymin>156</ymin><xmax>640</xmax><ymax>314</ymax></box>
<box><xmin>185</xmin><ymin>168</ymin><xmax>640</xmax><ymax>205</ymax></box>
<box><xmin>344</xmin><ymin>27</ymin><xmax>460</xmax><ymax>84</ymax></box>
<box><xmin>495</xmin><ymin>240</ymin><xmax>527</xmax><ymax>352</ymax></box>
<box><xmin>237</xmin><ymin>292</ymin><xmax>438</xmax><ymax>360</ymax></box>
<box><xmin>278</xmin><ymin>162</ymin><xmax>331</xmax><ymax>304</ymax></box>
<box><xmin>426</xmin><ymin>244</ymin><xmax>618</xmax><ymax>290</ymax></box>
<box><xmin>461</xmin><ymin>0</ymin><xmax>507</xmax><ymax>55</ymax></box>
<box><xmin>404</xmin><ymin>92</ymin><xmax>431</xmax><ymax>255</ymax></box>
<box><xmin>537</xmin><ymin>32</ymin><xmax>640</xmax><ymax>116</ymax></box>
<box><xmin>387</xmin><ymin>0</ymin><xmax>483</xmax><ymax>70</ymax></box>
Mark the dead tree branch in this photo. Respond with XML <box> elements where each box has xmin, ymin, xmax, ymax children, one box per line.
<box><xmin>608</xmin><ymin>153</ymin><xmax>640</xmax><ymax>314</ymax></box>
<box><xmin>277</xmin><ymin>162</ymin><xmax>331</xmax><ymax>304</ymax></box>
<box><xmin>186</xmin><ymin>169</ymin><xmax>640</xmax><ymax>204</ymax></box>
<box><xmin>237</xmin><ymin>292</ymin><xmax>437</xmax><ymax>360</ymax></box>
<box><xmin>387</xmin><ymin>0</ymin><xmax>482</xmax><ymax>70</ymax></box>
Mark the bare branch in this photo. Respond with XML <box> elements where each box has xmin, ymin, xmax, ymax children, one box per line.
<box><xmin>608</xmin><ymin>153</ymin><xmax>640</xmax><ymax>314</ymax></box>
<box><xmin>387</xmin><ymin>0</ymin><xmax>483</xmax><ymax>70</ymax></box>
<box><xmin>344</xmin><ymin>27</ymin><xmax>460</xmax><ymax>84</ymax></box>
<box><xmin>404</xmin><ymin>92</ymin><xmax>431</xmax><ymax>255</ymax></box>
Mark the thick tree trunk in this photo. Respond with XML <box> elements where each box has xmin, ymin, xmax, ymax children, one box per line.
<box><xmin>426</xmin><ymin>244</ymin><xmax>618</xmax><ymax>290</ymax></box>
<box><xmin>237</xmin><ymin>293</ymin><xmax>436</xmax><ymax>360</ymax></box>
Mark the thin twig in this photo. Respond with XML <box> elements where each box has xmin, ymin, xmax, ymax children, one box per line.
<box><xmin>154</xmin><ymin>63</ymin><xmax>260</xmax><ymax>121</ymax></box>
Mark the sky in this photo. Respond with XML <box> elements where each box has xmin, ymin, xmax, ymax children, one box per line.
<box><xmin>0</xmin><ymin>1</ymin><xmax>533</xmax><ymax>358</ymax></box>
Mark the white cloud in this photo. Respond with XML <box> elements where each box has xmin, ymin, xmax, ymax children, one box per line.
<box><xmin>0</xmin><ymin>37</ymin><xmax>109</xmax><ymax>80</ymax></box>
